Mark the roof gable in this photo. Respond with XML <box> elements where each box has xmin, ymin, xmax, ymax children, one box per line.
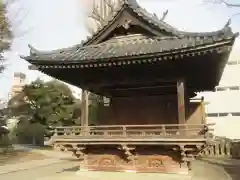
<box><xmin>82</xmin><ymin>0</ymin><xmax>180</xmax><ymax>46</ymax></box>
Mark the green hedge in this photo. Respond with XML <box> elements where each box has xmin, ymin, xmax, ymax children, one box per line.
<box><xmin>0</xmin><ymin>135</ymin><xmax>12</xmax><ymax>153</ymax></box>
<box><xmin>15</xmin><ymin>122</ymin><xmax>45</xmax><ymax>146</ymax></box>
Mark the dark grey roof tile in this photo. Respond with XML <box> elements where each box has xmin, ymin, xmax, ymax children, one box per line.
<box><xmin>25</xmin><ymin>33</ymin><xmax>234</xmax><ymax>63</ymax></box>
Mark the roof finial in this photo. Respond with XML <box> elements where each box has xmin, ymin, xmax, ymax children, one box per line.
<box><xmin>160</xmin><ymin>10</ymin><xmax>168</xmax><ymax>21</ymax></box>
<box><xmin>234</xmin><ymin>32</ymin><xmax>239</xmax><ymax>38</ymax></box>
<box><xmin>19</xmin><ymin>55</ymin><xmax>26</xmax><ymax>60</ymax></box>
<box><xmin>28</xmin><ymin>44</ymin><xmax>39</xmax><ymax>55</ymax></box>
<box><xmin>224</xmin><ymin>18</ymin><xmax>231</xmax><ymax>28</ymax></box>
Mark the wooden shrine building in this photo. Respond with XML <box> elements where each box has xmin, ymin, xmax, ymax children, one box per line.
<box><xmin>22</xmin><ymin>0</ymin><xmax>238</xmax><ymax>174</ymax></box>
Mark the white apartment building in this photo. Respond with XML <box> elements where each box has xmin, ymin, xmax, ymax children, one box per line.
<box><xmin>8</xmin><ymin>72</ymin><xmax>26</xmax><ymax>99</ymax></box>
<box><xmin>201</xmin><ymin>56</ymin><xmax>240</xmax><ymax>139</ymax></box>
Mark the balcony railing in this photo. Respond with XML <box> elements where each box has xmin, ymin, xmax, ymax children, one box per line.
<box><xmin>52</xmin><ymin>124</ymin><xmax>214</xmax><ymax>140</ymax></box>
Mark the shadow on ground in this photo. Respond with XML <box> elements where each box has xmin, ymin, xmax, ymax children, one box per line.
<box><xmin>56</xmin><ymin>165</ymin><xmax>79</xmax><ymax>174</ymax></box>
<box><xmin>61</xmin><ymin>166</ymin><xmax>79</xmax><ymax>172</ymax></box>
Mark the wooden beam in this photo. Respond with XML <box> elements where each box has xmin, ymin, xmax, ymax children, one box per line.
<box><xmin>177</xmin><ymin>79</ymin><xmax>186</xmax><ymax>124</ymax></box>
<box><xmin>81</xmin><ymin>90</ymin><xmax>89</xmax><ymax>127</ymax></box>
<box><xmin>108</xmin><ymin>88</ymin><xmax>177</xmax><ymax>97</ymax></box>
<box><xmin>28</xmin><ymin>65</ymin><xmax>38</xmax><ymax>70</ymax></box>
<box><xmin>111</xmin><ymin>85</ymin><xmax>176</xmax><ymax>91</ymax></box>
<box><xmin>86</xmin><ymin>77</ymin><xmax>178</xmax><ymax>89</ymax></box>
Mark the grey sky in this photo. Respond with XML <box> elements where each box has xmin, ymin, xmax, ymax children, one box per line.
<box><xmin>1</xmin><ymin>0</ymin><xmax>240</xmax><ymax>100</ymax></box>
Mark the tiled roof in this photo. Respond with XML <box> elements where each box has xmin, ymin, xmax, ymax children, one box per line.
<box><xmin>21</xmin><ymin>0</ymin><xmax>238</xmax><ymax>65</ymax></box>
<box><xmin>24</xmin><ymin>33</ymin><xmax>236</xmax><ymax>63</ymax></box>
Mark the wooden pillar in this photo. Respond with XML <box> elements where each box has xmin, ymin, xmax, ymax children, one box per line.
<box><xmin>81</xmin><ymin>90</ymin><xmax>89</xmax><ymax>127</ymax></box>
<box><xmin>177</xmin><ymin>79</ymin><xmax>186</xmax><ymax>124</ymax></box>
<box><xmin>201</xmin><ymin>96</ymin><xmax>206</xmax><ymax>124</ymax></box>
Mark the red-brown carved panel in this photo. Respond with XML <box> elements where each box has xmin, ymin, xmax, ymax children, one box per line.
<box><xmin>98</xmin><ymin>155</ymin><xmax>116</xmax><ymax>171</ymax></box>
<box><xmin>86</xmin><ymin>154</ymin><xmax>134</xmax><ymax>172</ymax></box>
<box><xmin>135</xmin><ymin>155</ymin><xmax>181</xmax><ymax>173</ymax></box>
<box><xmin>83</xmin><ymin>154</ymin><xmax>187</xmax><ymax>174</ymax></box>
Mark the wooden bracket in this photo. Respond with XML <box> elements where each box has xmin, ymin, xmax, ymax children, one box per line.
<box><xmin>72</xmin><ymin>145</ymin><xmax>86</xmax><ymax>159</ymax></box>
<box><xmin>118</xmin><ymin>144</ymin><xmax>135</xmax><ymax>161</ymax></box>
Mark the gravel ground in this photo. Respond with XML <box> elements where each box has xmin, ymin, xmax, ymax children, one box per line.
<box><xmin>0</xmin><ymin>160</ymin><xmax>80</xmax><ymax>180</ymax></box>
<box><xmin>0</xmin><ymin>150</ymin><xmax>48</xmax><ymax>165</ymax></box>
<box><xmin>191</xmin><ymin>160</ymin><xmax>231</xmax><ymax>180</ymax></box>
<box><xmin>1</xmin><ymin>147</ymin><xmax>239</xmax><ymax>180</ymax></box>
<box><xmin>0</xmin><ymin>160</ymin><xmax>192</xmax><ymax>180</ymax></box>
<box><xmin>0</xmin><ymin>159</ymin><xmax>231</xmax><ymax>180</ymax></box>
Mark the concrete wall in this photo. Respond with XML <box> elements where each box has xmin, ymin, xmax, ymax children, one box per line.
<box><xmin>199</xmin><ymin>63</ymin><xmax>240</xmax><ymax>140</ymax></box>
<box><xmin>10</xmin><ymin>72</ymin><xmax>26</xmax><ymax>98</ymax></box>
<box><xmin>207</xmin><ymin>116</ymin><xmax>240</xmax><ymax>139</ymax></box>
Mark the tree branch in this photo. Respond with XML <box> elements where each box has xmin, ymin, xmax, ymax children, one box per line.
<box><xmin>221</xmin><ymin>0</ymin><xmax>240</xmax><ymax>7</ymax></box>
<box><xmin>0</xmin><ymin>0</ymin><xmax>30</xmax><ymax>73</ymax></box>
<box><xmin>209</xmin><ymin>0</ymin><xmax>240</xmax><ymax>7</ymax></box>
<box><xmin>86</xmin><ymin>0</ymin><xmax>118</xmax><ymax>34</ymax></box>
<box><xmin>105</xmin><ymin>0</ymin><xmax>115</xmax><ymax>14</ymax></box>
<box><xmin>90</xmin><ymin>4</ymin><xmax>105</xmax><ymax>26</ymax></box>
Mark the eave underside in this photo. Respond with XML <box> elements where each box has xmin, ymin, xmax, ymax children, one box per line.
<box><xmin>34</xmin><ymin>51</ymin><xmax>229</xmax><ymax>97</ymax></box>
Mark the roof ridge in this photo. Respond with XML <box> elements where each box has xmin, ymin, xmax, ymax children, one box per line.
<box><xmin>81</xmin><ymin>0</ymin><xmax>236</xmax><ymax>46</ymax></box>
<box><xmin>26</xmin><ymin>29</ymin><xmax>237</xmax><ymax>57</ymax></box>
<box><xmin>81</xmin><ymin>0</ymin><xmax>181</xmax><ymax>46</ymax></box>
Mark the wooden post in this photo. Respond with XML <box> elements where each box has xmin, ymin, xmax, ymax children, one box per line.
<box><xmin>81</xmin><ymin>90</ymin><xmax>89</xmax><ymax>134</ymax></box>
<box><xmin>177</xmin><ymin>79</ymin><xmax>186</xmax><ymax>124</ymax></box>
<box><xmin>201</xmin><ymin>96</ymin><xmax>206</xmax><ymax>124</ymax></box>
<box><xmin>177</xmin><ymin>79</ymin><xmax>186</xmax><ymax>135</ymax></box>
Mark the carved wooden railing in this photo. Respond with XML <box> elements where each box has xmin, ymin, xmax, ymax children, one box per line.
<box><xmin>51</xmin><ymin>123</ymin><xmax>214</xmax><ymax>139</ymax></box>
<box><xmin>199</xmin><ymin>137</ymin><xmax>240</xmax><ymax>158</ymax></box>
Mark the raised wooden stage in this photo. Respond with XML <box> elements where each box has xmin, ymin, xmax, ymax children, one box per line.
<box><xmin>52</xmin><ymin>124</ymin><xmax>214</xmax><ymax>174</ymax></box>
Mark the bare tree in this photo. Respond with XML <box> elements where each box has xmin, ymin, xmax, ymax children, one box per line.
<box><xmin>209</xmin><ymin>0</ymin><xmax>240</xmax><ymax>7</ymax></box>
<box><xmin>0</xmin><ymin>0</ymin><xmax>12</xmax><ymax>72</ymax></box>
<box><xmin>85</xmin><ymin>0</ymin><xmax>169</xmax><ymax>35</ymax></box>
<box><xmin>85</xmin><ymin>0</ymin><xmax>120</xmax><ymax>34</ymax></box>
<box><xmin>206</xmin><ymin>0</ymin><xmax>240</xmax><ymax>21</ymax></box>
<box><xmin>0</xmin><ymin>0</ymin><xmax>28</xmax><ymax>73</ymax></box>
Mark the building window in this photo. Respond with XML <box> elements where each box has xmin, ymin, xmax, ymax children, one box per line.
<box><xmin>227</xmin><ymin>61</ymin><xmax>238</xmax><ymax>65</ymax></box>
<box><xmin>218</xmin><ymin>113</ymin><xmax>228</xmax><ymax>117</ymax></box>
<box><xmin>215</xmin><ymin>87</ymin><xmax>226</xmax><ymax>91</ymax></box>
<box><xmin>229</xmin><ymin>86</ymin><xmax>240</xmax><ymax>91</ymax></box>
<box><xmin>206</xmin><ymin>112</ymin><xmax>240</xmax><ymax>117</ymax></box>
<box><xmin>231</xmin><ymin>112</ymin><xmax>240</xmax><ymax>116</ymax></box>
<box><xmin>215</xmin><ymin>86</ymin><xmax>240</xmax><ymax>92</ymax></box>
<box><xmin>227</xmin><ymin>60</ymin><xmax>240</xmax><ymax>65</ymax></box>
<box><xmin>207</xmin><ymin>113</ymin><xmax>218</xmax><ymax>117</ymax></box>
